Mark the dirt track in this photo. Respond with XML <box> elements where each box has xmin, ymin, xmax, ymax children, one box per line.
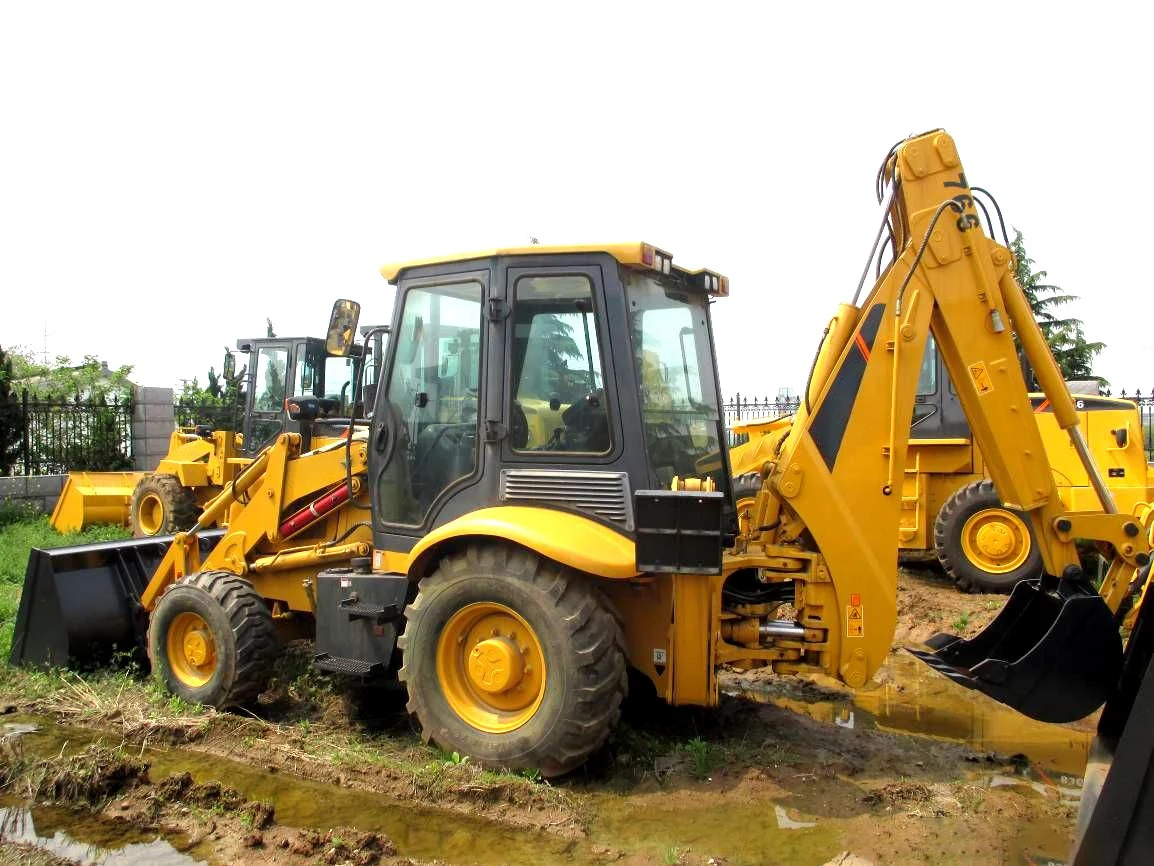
<box><xmin>1</xmin><ymin>567</ymin><xmax>1086</xmax><ymax>865</ymax></box>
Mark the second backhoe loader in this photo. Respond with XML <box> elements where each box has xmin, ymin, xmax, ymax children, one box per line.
<box><xmin>49</xmin><ymin>334</ymin><xmax>369</xmax><ymax>537</ymax></box>
<box><xmin>12</xmin><ymin>132</ymin><xmax>1154</xmax><ymax>854</ymax></box>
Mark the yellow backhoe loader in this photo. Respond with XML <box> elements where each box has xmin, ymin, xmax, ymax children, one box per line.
<box><xmin>12</xmin><ymin>131</ymin><xmax>1154</xmax><ymax>863</ymax></box>
<box><xmin>731</xmin><ymin>344</ymin><xmax>1153</xmax><ymax>591</ymax></box>
<box><xmin>49</xmin><ymin>333</ymin><xmax>371</xmax><ymax>537</ymax></box>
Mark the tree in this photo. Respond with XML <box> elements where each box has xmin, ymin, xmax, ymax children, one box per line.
<box><xmin>3</xmin><ymin>348</ymin><xmax>134</xmax><ymax>473</ymax></box>
<box><xmin>0</xmin><ymin>345</ymin><xmax>25</xmax><ymax>476</ymax></box>
<box><xmin>177</xmin><ymin>356</ymin><xmax>246</xmax><ymax>429</ymax></box>
<box><xmin>1011</xmin><ymin>229</ymin><xmax>1106</xmax><ymax>386</ymax></box>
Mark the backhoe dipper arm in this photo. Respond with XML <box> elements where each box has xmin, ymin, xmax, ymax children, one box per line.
<box><xmin>750</xmin><ymin>130</ymin><xmax>1149</xmax><ymax>720</ymax></box>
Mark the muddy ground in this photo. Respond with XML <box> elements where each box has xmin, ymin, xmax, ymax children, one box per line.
<box><xmin>0</xmin><ymin>567</ymin><xmax>1085</xmax><ymax>866</ymax></box>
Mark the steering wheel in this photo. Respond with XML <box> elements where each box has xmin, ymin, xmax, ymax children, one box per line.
<box><xmin>558</xmin><ymin>389</ymin><xmax>608</xmax><ymax>451</ymax></box>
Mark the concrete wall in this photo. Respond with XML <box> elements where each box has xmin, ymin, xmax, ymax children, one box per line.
<box><xmin>0</xmin><ymin>473</ymin><xmax>66</xmax><ymax>515</ymax></box>
<box><xmin>132</xmin><ymin>386</ymin><xmax>175</xmax><ymax>471</ymax></box>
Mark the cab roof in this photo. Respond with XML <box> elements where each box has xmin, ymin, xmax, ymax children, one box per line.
<box><xmin>379</xmin><ymin>242</ymin><xmax>725</xmax><ymax>293</ymax></box>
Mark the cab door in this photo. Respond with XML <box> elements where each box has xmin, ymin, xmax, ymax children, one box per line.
<box><xmin>242</xmin><ymin>339</ymin><xmax>294</xmax><ymax>456</ymax></box>
<box><xmin>369</xmin><ymin>272</ymin><xmax>487</xmax><ymax>541</ymax></box>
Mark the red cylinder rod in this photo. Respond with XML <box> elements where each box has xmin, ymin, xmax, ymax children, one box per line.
<box><xmin>279</xmin><ymin>482</ymin><xmax>353</xmax><ymax>538</ymax></box>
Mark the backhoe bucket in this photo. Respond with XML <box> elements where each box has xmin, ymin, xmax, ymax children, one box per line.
<box><xmin>49</xmin><ymin>471</ymin><xmax>147</xmax><ymax>533</ymax></box>
<box><xmin>908</xmin><ymin>578</ymin><xmax>1123</xmax><ymax>723</ymax></box>
<box><xmin>9</xmin><ymin>530</ymin><xmax>223</xmax><ymax>669</ymax></box>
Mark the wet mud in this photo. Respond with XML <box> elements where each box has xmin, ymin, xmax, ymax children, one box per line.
<box><xmin>1</xmin><ymin>567</ymin><xmax>1089</xmax><ymax>865</ymax></box>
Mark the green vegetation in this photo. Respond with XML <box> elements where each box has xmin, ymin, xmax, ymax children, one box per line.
<box><xmin>0</xmin><ymin>344</ymin><xmax>23</xmax><ymax>475</ymax></box>
<box><xmin>951</xmin><ymin>612</ymin><xmax>971</xmax><ymax>632</ymax></box>
<box><xmin>0</xmin><ymin>508</ymin><xmax>130</xmax><ymax>660</ymax></box>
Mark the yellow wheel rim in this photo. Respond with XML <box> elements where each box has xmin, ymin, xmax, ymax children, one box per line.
<box><xmin>137</xmin><ymin>492</ymin><xmax>165</xmax><ymax>536</ymax></box>
<box><xmin>960</xmin><ymin>507</ymin><xmax>1032</xmax><ymax>574</ymax></box>
<box><xmin>166</xmin><ymin>611</ymin><xmax>218</xmax><ymax>688</ymax></box>
<box><xmin>436</xmin><ymin>602</ymin><xmax>546</xmax><ymax>734</ymax></box>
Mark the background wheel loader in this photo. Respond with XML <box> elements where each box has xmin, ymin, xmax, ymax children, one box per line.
<box><xmin>731</xmin><ymin>341</ymin><xmax>1153</xmax><ymax>591</ymax></box>
<box><xmin>49</xmin><ymin>332</ymin><xmax>375</xmax><ymax>537</ymax></box>
<box><xmin>11</xmin><ymin>131</ymin><xmax>1154</xmax><ymax>861</ymax></box>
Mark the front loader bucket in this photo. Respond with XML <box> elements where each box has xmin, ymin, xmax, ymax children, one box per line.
<box><xmin>9</xmin><ymin>530</ymin><xmax>223</xmax><ymax>669</ymax></box>
<box><xmin>908</xmin><ymin>578</ymin><xmax>1122</xmax><ymax>723</ymax></box>
<box><xmin>49</xmin><ymin>471</ymin><xmax>147</xmax><ymax>533</ymax></box>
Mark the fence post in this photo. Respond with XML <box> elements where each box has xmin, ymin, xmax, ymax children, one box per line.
<box><xmin>132</xmin><ymin>386</ymin><xmax>176</xmax><ymax>471</ymax></box>
<box><xmin>20</xmin><ymin>389</ymin><xmax>29</xmax><ymax>475</ymax></box>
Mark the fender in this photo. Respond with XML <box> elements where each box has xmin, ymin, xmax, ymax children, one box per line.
<box><xmin>400</xmin><ymin>506</ymin><xmax>640</xmax><ymax>580</ymax></box>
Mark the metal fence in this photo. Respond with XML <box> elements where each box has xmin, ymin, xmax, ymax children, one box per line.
<box><xmin>723</xmin><ymin>390</ymin><xmax>1154</xmax><ymax>459</ymax></box>
<box><xmin>723</xmin><ymin>395</ymin><xmax>801</xmax><ymax>446</ymax></box>
<box><xmin>8</xmin><ymin>391</ymin><xmax>134</xmax><ymax>476</ymax></box>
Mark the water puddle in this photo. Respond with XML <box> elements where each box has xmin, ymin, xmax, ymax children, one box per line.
<box><xmin>5</xmin><ymin>716</ymin><xmax>589</xmax><ymax>865</ymax></box>
<box><xmin>0</xmin><ymin>803</ymin><xmax>200</xmax><ymax>865</ymax></box>
<box><xmin>724</xmin><ymin>652</ymin><xmax>1093</xmax><ymax>780</ymax></box>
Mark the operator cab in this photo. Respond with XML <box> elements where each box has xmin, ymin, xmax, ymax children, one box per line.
<box><xmin>366</xmin><ymin>243</ymin><xmax>733</xmax><ymax>550</ymax></box>
<box><xmin>231</xmin><ymin>335</ymin><xmax>364</xmax><ymax>455</ymax></box>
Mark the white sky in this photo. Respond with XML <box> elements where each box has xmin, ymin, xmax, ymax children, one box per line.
<box><xmin>2</xmin><ymin>3</ymin><xmax>1150</xmax><ymax>400</ymax></box>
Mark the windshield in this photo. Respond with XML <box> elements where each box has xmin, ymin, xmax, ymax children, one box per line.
<box><xmin>625</xmin><ymin>273</ymin><xmax>728</xmax><ymax>493</ymax></box>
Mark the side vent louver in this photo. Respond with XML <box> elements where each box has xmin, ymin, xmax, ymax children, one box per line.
<box><xmin>500</xmin><ymin>470</ymin><xmax>633</xmax><ymax>530</ymax></box>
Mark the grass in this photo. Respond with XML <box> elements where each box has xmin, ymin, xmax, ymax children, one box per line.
<box><xmin>0</xmin><ymin>504</ymin><xmax>132</xmax><ymax>661</ymax></box>
<box><xmin>951</xmin><ymin>612</ymin><xmax>971</xmax><ymax>632</ymax></box>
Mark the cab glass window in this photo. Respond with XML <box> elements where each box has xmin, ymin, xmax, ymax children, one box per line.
<box><xmin>377</xmin><ymin>281</ymin><xmax>482</xmax><ymax>526</ymax></box>
<box><xmin>509</xmin><ymin>275</ymin><xmax>611</xmax><ymax>454</ymax></box>
<box><xmin>917</xmin><ymin>335</ymin><xmax>938</xmax><ymax>396</ymax></box>
<box><xmin>253</xmin><ymin>347</ymin><xmax>288</xmax><ymax>411</ymax></box>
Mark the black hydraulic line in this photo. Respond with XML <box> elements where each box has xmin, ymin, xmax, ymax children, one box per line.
<box><xmin>970</xmin><ymin>187</ymin><xmax>1009</xmax><ymax>247</ymax></box>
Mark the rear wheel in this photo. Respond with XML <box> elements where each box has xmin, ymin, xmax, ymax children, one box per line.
<box><xmin>934</xmin><ymin>480</ymin><xmax>1043</xmax><ymax>593</ymax></box>
<box><xmin>399</xmin><ymin>544</ymin><xmax>627</xmax><ymax>777</ymax></box>
<box><xmin>130</xmin><ymin>474</ymin><xmax>198</xmax><ymax>537</ymax></box>
<box><xmin>148</xmin><ymin>570</ymin><xmax>278</xmax><ymax>707</ymax></box>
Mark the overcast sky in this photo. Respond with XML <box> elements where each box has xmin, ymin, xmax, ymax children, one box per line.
<box><xmin>2</xmin><ymin>3</ymin><xmax>1150</xmax><ymax>401</ymax></box>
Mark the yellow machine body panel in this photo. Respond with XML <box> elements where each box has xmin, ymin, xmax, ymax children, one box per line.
<box><xmin>374</xmin><ymin>506</ymin><xmax>640</xmax><ymax>581</ymax></box>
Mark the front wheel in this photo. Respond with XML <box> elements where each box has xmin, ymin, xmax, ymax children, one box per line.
<box><xmin>398</xmin><ymin>544</ymin><xmax>626</xmax><ymax>777</ymax></box>
<box><xmin>933</xmin><ymin>480</ymin><xmax>1043</xmax><ymax>593</ymax></box>
<box><xmin>147</xmin><ymin>570</ymin><xmax>278</xmax><ymax>707</ymax></box>
<box><xmin>130</xmin><ymin>474</ymin><xmax>199</xmax><ymax>537</ymax></box>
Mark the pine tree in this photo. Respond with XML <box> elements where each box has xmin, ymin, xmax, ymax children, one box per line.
<box><xmin>1011</xmin><ymin>230</ymin><xmax>1106</xmax><ymax>386</ymax></box>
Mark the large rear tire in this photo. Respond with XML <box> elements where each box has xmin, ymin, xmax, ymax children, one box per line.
<box><xmin>130</xmin><ymin>474</ymin><xmax>199</xmax><ymax>538</ymax></box>
<box><xmin>398</xmin><ymin>544</ymin><xmax>627</xmax><ymax>777</ymax></box>
<box><xmin>934</xmin><ymin>479</ymin><xmax>1043</xmax><ymax>593</ymax></box>
<box><xmin>148</xmin><ymin>570</ymin><xmax>278</xmax><ymax>708</ymax></box>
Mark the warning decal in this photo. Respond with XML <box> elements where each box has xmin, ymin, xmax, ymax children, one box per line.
<box><xmin>969</xmin><ymin>362</ymin><xmax>994</xmax><ymax>394</ymax></box>
<box><xmin>846</xmin><ymin>603</ymin><xmax>864</xmax><ymax>638</ymax></box>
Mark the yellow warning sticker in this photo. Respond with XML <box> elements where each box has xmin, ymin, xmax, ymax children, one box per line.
<box><xmin>969</xmin><ymin>362</ymin><xmax>994</xmax><ymax>394</ymax></box>
<box><xmin>847</xmin><ymin>604</ymin><xmax>864</xmax><ymax>638</ymax></box>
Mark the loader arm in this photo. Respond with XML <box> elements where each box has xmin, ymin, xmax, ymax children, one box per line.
<box><xmin>738</xmin><ymin>131</ymin><xmax>1151</xmax><ymax>722</ymax></box>
<box><xmin>140</xmin><ymin>430</ymin><xmax>372</xmax><ymax>614</ymax></box>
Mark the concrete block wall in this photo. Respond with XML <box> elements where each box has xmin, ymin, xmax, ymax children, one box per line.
<box><xmin>132</xmin><ymin>386</ymin><xmax>175</xmax><ymax>471</ymax></box>
<box><xmin>0</xmin><ymin>474</ymin><xmax>66</xmax><ymax>515</ymax></box>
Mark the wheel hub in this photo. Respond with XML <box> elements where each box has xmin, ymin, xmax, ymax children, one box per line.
<box><xmin>182</xmin><ymin>629</ymin><xmax>211</xmax><ymax>667</ymax></box>
<box><xmin>436</xmin><ymin>602</ymin><xmax>546</xmax><ymax>734</ymax></box>
<box><xmin>961</xmin><ymin>507</ymin><xmax>1031</xmax><ymax>573</ymax></box>
<box><xmin>166</xmin><ymin>611</ymin><xmax>217</xmax><ymax>687</ymax></box>
<box><xmin>975</xmin><ymin>523</ymin><xmax>1013</xmax><ymax>558</ymax></box>
<box><xmin>139</xmin><ymin>494</ymin><xmax>164</xmax><ymax>535</ymax></box>
<box><xmin>468</xmin><ymin>637</ymin><xmax>524</xmax><ymax>693</ymax></box>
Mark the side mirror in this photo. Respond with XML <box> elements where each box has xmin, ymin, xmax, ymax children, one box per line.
<box><xmin>326</xmin><ymin>299</ymin><xmax>361</xmax><ymax>357</ymax></box>
<box><xmin>222</xmin><ymin>350</ymin><xmax>236</xmax><ymax>380</ymax></box>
